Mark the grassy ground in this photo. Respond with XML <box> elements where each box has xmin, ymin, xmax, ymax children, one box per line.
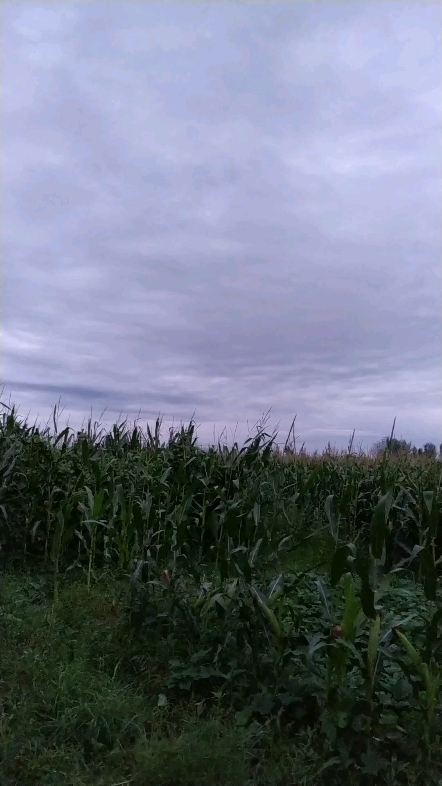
<box><xmin>0</xmin><ymin>533</ymin><xmax>327</xmax><ymax>786</ymax></box>
<box><xmin>1</xmin><ymin>534</ymin><xmax>440</xmax><ymax>786</ymax></box>
<box><xmin>1</xmin><ymin>565</ymin><xmax>250</xmax><ymax>786</ymax></box>
<box><xmin>0</xmin><ymin>569</ymin><xmax>291</xmax><ymax>786</ymax></box>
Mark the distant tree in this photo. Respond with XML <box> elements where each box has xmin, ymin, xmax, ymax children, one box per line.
<box><xmin>423</xmin><ymin>442</ymin><xmax>437</xmax><ymax>458</ymax></box>
<box><xmin>372</xmin><ymin>436</ymin><xmax>414</xmax><ymax>457</ymax></box>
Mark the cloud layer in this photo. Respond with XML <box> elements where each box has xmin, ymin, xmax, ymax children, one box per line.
<box><xmin>2</xmin><ymin>2</ymin><xmax>441</xmax><ymax>452</ymax></box>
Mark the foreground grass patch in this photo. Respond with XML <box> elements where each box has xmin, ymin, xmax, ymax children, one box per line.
<box><xmin>1</xmin><ymin>564</ymin><xmax>441</xmax><ymax>786</ymax></box>
<box><xmin>0</xmin><ymin>570</ymin><xmax>259</xmax><ymax>785</ymax></box>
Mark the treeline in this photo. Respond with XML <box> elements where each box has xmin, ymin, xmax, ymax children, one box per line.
<box><xmin>371</xmin><ymin>436</ymin><xmax>441</xmax><ymax>458</ymax></box>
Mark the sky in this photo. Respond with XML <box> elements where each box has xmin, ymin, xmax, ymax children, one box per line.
<box><xmin>2</xmin><ymin>1</ymin><xmax>441</xmax><ymax>454</ymax></box>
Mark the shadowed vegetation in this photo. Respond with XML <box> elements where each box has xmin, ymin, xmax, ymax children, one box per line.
<box><xmin>1</xmin><ymin>401</ymin><xmax>441</xmax><ymax>785</ymax></box>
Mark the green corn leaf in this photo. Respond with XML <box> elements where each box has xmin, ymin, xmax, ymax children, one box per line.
<box><xmin>360</xmin><ymin>580</ymin><xmax>376</xmax><ymax>620</ymax></box>
<box><xmin>93</xmin><ymin>488</ymin><xmax>106</xmax><ymax>518</ymax></box>
<box><xmin>393</xmin><ymin>628</ymin><xmax>428</xmax><ymax>684</ymax></box>
<box><xmin>250</xmin><ymin>585</ymin><xmax>281</xmax><ymax>638</ymax></box>
<box><xmin>420</xmin><ymin>547</ymin><xmax>437</xmax><ymax>601</ymax></box>
<box><xmin>325</xmin><ymin>494</ymin><xmax>338</xmax><ymax>539</ymax></box>
<box><xmin>316</xmin><ymin>578</ymin><xmax>332</xmax><ymax>621</ymax></box>
<box><xmin>341</xmin><ymin>573</ymin><xmax>361</xmax><ymax>641</ymax></box>
<box><xmin>367</xmin><ymin>614</ymin><xmax>381</xmax><ymax>673</ymax></box>
<box><xmin>331</xmin><ymin>545</ymin><xmax>351</xmax><ymax>587</ymax></box>
<box><xmin>248</xmin><ymin>537</ymin><xmax>263</xmax><ymax>567</ymax></box>
<box><xmin>423</xmin><ymin>490</ymin><xmax>440</xmax><ymax>543</ymax></box>
<box><xmin>424</xmin><ymin>607</ymin><xmax>442</xmax><ymax>665</ymax></box>
<box><xmin>267</xmin><ymin>574</ymin><xmax>284</xmax><ymax>607</ymax></box>
<box><xmin>370</xmin><ymin>489</ymin><xmax>393</xmax><ymax>560</ymax></box>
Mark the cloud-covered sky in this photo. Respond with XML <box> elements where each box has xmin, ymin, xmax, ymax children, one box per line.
<box><xmin>2</xmin><ymin>2</ymin><xmax>441</xmax><ymax>453</ymax></box>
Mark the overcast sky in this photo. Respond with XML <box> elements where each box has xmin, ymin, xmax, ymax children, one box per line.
<box><xmin>2</xmin><ymin>2</ymin><xmax>441</xmax><ymax>453</ymax></box>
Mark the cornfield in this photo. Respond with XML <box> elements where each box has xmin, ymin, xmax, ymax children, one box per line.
<box><xmin>1</xmin><ymin>400</ymin><xmax>442</xmax><ymax>785</ymax></box>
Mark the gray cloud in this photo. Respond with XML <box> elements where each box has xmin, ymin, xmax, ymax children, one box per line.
<box><xmin>2</xmin><ymin>2</ymin><xmax>441</xmax><ymax>452</ymax></box>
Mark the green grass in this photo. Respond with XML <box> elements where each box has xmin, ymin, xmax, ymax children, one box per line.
<box><xmin>1</xmin><ymin>557</ymin><xmax>441</xmax><ymax>786</ymax></box>
<box><xmin>0</xmin><ymin>566</ymin><xmax>307</xmax><ymax>786</ymax></box>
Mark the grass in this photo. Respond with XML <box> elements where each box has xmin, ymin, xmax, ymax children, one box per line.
<box><xmin>0</xmin><ymin>533</ymin><xmax>332</xmax><ymax>785</ymax></box>
<box><xmin>0</xmin><ymin>565</ymin><xmax>304</xmax><ymax>786</ymax></box>
<box><xmin>1</xmin><ymin>551</ymin><xmax>440</xmax><ymax>785</ymax></box>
